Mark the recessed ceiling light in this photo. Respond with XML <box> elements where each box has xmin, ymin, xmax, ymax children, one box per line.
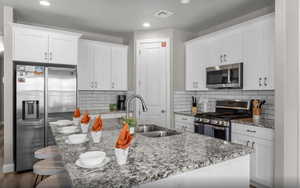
<box><xmin>180</xmin><ymin>0</ymin><xmax>191</xmax><ymax>4</ymax></box>
<box><xmin>143</xmin><ymin>22</ymin><xmax>151</xmax><ymax>28</ymax></box>
<box><xmin>40</xmin><ymin>0</ymin><xmax>51</xmax><ymax>6</ymax></box>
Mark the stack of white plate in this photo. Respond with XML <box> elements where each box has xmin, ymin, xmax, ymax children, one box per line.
<box><xmin>50</xmin><ymin>120</ymin><xmax>74</xmax><ymax>127</ymax></box>
<box><xmin>76</xmin><ymin>151</ymin><xmax>110</xmax><ymax>169</ymax></box>
<box><xmin>58</xmin><ymin>126</ymin><xmax>79</xmax><ymax>134</ymax></box>
<box><xmin>66</xmin><ymin>134</ymin><xmax>88</xmax><ymax>144</ymax></box>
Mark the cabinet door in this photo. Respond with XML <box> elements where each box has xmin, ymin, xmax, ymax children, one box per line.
<box><xmin>93</xmin><ymin>44</ymin><xmax>112</xmax><ymax>90</ymax></box>
<box><xmin>111</xmin><ymin>46</ymin><xmax>128</xmax><ymax>91</ymax></box>
<box><xmin>48</xmin><ymin>33</ymin><xmax>78</xmax><ymax>65</ymax></box>
<box><xmin>261</xmin><ymin>16</ymin><xmax>275</xmax><ymax>90</ymax></box>
<box><xmin>242</xmin><ymin>20</ymin><xmax>265</xmax><ymax>90</ymax></box>
<box><xmin>185</xmin><ymin>39</ymin><xmax>209</xmax><ymax>91</ymax></box>
<box><xmin>252</xmin><ymin>138</ymin><xmax>274</xmax><ymax>187</ymax></box>
<box><xmin>209</xmin><ymin>29</ymin><xmax>243</xmax><ymax>65</ymax></box>
<box><xmin>78</xmin><ymin>40</ymin><xmax>94</xmax><ymax>90</ymax></box>
<box><xmin>13</xmin><ymin>27</ymin><xmax>49</xmax><ymax>63</ymax></box>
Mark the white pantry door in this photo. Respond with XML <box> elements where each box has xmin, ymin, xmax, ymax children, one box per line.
<box><xmin>137</xmin><ymin>40</ymin><xmax>169</xmax><ymax>128</ymax></box>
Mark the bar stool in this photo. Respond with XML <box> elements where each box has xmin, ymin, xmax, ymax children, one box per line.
<box><xmin>33</xmin><ymin>159</ymin><xmax>65</xmax><ymax>187</ymax></box>
<box><xmin>34</xmin><ymin>146</ymin><xmax>60</xmax><ymax>160</ymax></box>
<box><xmin>36</xmin><ymin>173</ymin><xmax>72</xmax><ymax>188</ymax></box>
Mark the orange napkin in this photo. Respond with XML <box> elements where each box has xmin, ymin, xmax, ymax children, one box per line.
<box><xmin>115</xmin><ymin>124</ymin><xmax>133</xmax><ymax>149</ymax></box>
<box><xmin>81</xmin><ymin>112</ymin><xmax>90</xmax><ymax>124</ymax></box>
<box><xmin>73</xmin><ymin>108</ymin><xmax>81</xmax><ymax>118</ymax></box>
<box><xmin>92</xmin><ymin>116</ymin><xmax>103</xmax><ymax>132</ymax></box>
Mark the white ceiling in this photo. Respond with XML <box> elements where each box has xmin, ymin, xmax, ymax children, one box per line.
<box><xmin>1</xmin><ymin>0</ymin><xmax>274</xmax><ymax>36</ymax></box>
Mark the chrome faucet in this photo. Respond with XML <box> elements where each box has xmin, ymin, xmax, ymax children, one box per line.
<box><xmin>126</xmin><ymin>94</ymin><xmax>148</xmax><ymax>119</ymax></box>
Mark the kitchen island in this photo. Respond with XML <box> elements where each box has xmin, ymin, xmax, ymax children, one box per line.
<box><xmin>50</xmin><ymin>119</ymin><xmax>252</xmax><ymax>188</ymax></box>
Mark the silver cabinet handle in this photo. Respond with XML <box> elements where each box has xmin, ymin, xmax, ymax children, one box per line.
<box><xmin>44</xmin><ymin>52</ymin><xmax>48</xmax><ymax>60</ymax></box>
<box><xmin>220</xmin><ymin>55</ymin><xmax>223</xmax><ymax>63</ymax></box>
<box><xmin>224</xmin><ymin>54</ymin><xmax>227</xmax><ymax>62</ymax></box>
<box><xmin>251</xmin><ymin>142</ymin><xmax>255</xmax><ymax>149</ymax></box>
<box><xmin>247</xmin><ymin>129</ymin><xmax>256</xmax><ymax>133</ymax></box>
<box><xmin>264</xmin><ymin>77</ymin><xmax>267</xmax><ymax>87</ymax></box>
<box><xmin>246</xmin><ymin>141</ymin><xmax>250</xmax><ymax>146</ymax></box>
<box><xmin>259</xmin><ymin>77</ymin><xmax>262</xmax><ymax>87</ymax></box>
<box><xmin>91</xmin><ymin>82</ymin><xmax>94</xmax><ymax>88</ymax></box>
<box><xmin>49</xmin><ymin>52</ymin><xmax>53</xmax><ymax>61</ymax></box>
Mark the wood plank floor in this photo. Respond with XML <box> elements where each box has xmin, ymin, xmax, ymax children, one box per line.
<box><xmin>0</xmin><ymin>126</ymin><xmax>35</xmax><ymax>188</ymax></box>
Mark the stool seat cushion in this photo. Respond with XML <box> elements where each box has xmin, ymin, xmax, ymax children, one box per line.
<box><xmin>33</xmin><ymin>159</ymin><xmax>65</xmax><ymax>176</ymax></box>
<box><xmin>36</xmin><ymin>173</ymin><xmax>72</xmax><ymax>188</ymax></box>
<box><xmin>34</xmin><ymin>146</ymin><xmax>61</xmax><ymax>160</ymax></box>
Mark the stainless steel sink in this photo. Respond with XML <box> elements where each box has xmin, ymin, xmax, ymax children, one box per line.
<box><xmin>141</xmin><ymin>130</ymin><xmax>181</xmax><ymax>138</ymax></box>
<box><xmin>135</xmin><ymin>124</ymin><xmax>166</xmax><ymax>133</ymax></box>
<box><xmin>135</xmin><ymin>124</ymin><xmax>181</xmax><ymax>138</ymax></box>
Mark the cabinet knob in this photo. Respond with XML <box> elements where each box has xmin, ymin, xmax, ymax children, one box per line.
<box><xmin>223</xmin><ymin>54</ymin><xmax>227</xmax><ymax>62</ymax></box>
<box><xmin>49</xmin><ymin>52</ymin><xmax>53</xmax><ymax>61</ymax></box>
<box><xmin>246</xmin><ymin>140</ymin><xmax>250</xmax><ymax>147</ymax></box>
<box><xmin>44</xmin><ymin>52</ymin><xmax>48</xmax><ymax>60</ymax></box>
<box><xmin>220</xmin><ymin>55</ymin><xmax>223</xmax><ymax>63</ymax></box>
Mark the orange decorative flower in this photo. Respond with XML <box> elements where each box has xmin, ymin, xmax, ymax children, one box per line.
<box><xmin>115</xmin><ymin>124</ymin><xmax>133</xmax><ymax>149</ymax></box>
<box><xmin>92</xmin><ymin>116</ymin><xmax>103</xmax><ymax>132</ymax></box>
<box><xmin>81</xmin><ymin>112</ymin><xmax>90</xmax><ymax>124</ymax></box>
<box><xmin>73</xmin><ymin>108</ymin><xmax>81</xmax><ymax>118</ymax></box>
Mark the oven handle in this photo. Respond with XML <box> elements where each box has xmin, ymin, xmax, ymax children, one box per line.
<box><xmin>195</xmin><ymin>123</ymin><xmax>227</xmax><ymax>131</ymax></box>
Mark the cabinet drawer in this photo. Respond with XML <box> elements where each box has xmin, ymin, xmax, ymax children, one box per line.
<box><xmin>232</xmin><ymin>123</ymin><xmax>274</xmax><ymax>141</ymax></box>
<box><xmin>175</xmin><ymin>114</ymin><xmax>195</xmax><ymax>124</ymax></box>
<box><xmin>175</xmin><ymin>122</ymin><xmax>194</xmax><ymax>133</ymax></box>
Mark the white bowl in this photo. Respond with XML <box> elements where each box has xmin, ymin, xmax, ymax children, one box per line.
<box><xmin>79</xmin><ymin>151</ymin><xmax>106</xmax><ymax>167</ymax></box>
<box><xmin>68</xmin><ymin>134</ymin><xmax>87</xmax><ymax>144</ymax></box>
<box><xmin>58</xmin><ymin>126</ymin><xmax>78</xmax><ymax>134</ymax></box>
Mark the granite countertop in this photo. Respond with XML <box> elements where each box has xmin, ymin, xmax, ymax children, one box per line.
<box><xmin>232</xmin><ymin>118</ymin><xmax>275</xmax><ymax>129</ymax></box>
<box><xmin>174</xmin><ymin>111</ymin><xmax>196</xmax><ymax>117</ymax></box>
<box><xmin>50</xmin><ymin>119</ymin><xmax>253</xmax><ymax>188</ymax></box>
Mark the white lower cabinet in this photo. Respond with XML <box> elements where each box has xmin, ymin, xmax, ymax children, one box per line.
<box><xmin>174</xmin><ymin>114</ymin><xmax>194</xmax><ymax>133</ymax></box>
<box><xmin>232</xmin><ymin>123</ymin><xmax>274</xmax><ymax>188</ymax></box>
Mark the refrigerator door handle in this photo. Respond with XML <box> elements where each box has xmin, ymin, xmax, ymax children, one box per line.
<box><xmin>45</xmin><ymin>68</ymin><xmax>48</xmax><ymax>147</ymax></box>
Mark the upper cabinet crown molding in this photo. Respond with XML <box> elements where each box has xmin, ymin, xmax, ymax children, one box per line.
<box><xmin>185</xmin><ymin>13</ymin><xmax>274</xmax><ymax>91</ymax></box>
<box><xmin>12</xmin><ymin>23</ymin><xmax>82</xmax><ymax>65</ymax></box>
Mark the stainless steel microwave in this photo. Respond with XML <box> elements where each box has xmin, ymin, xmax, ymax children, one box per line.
<box><xmin>206</xmin><ymin>63</ymin><xmax>243</xmax><ymax>89</ymax></box>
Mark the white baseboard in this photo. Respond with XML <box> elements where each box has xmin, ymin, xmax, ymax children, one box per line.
<box><xmin>2</xmin><ymin>163</ymin><xmax>15</xmax><ymax>173</ymax></box>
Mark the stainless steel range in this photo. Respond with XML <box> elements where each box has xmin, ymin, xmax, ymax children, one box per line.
<box><xmin>194</xmin><ymin>100</ymin><xmax>252</xmax><ymax>141</ymax></box>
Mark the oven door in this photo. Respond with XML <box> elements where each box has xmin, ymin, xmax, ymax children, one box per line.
<box><xmin>195</xmin><ymin>123</ymin><xmax>230</xmax><ymax>141</ymax></box>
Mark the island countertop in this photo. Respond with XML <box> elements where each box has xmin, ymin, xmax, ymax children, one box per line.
<box><xmin>50</xmin><ymin>119</ymin><xmax>253</xmax><ymax>188</ymax></box>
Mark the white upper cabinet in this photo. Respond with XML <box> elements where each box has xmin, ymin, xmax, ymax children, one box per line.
<box><xmin>185</xmin><ymin>14</ymin><xmax>274</xmax><ymax>91</ymax></box>
<box><xmin>78</xmin><ymin>40</ymin><xmax>94</xmax><ymax>90</ymax></box>
<box><xmin>243</xmin><ymin>14</ymin><xmax>274</xmax><ymax>90</ymax></box>
<box><xmin>209</xmin><ymin>28</ymin><xmax>243</xmax><ymax>65</ymax></box>
<box><xmin>48</xmin><ymin>33</ymin><xmax>79</xmax><ymax>65</ymax></box>
<box><xmin>12</xmin><ymin>24</ymin><xmax>81</xmax><ymax>65</ymax></box>
<box><xmin>13</xmin><ymin>27</ymin><xmax>49</xmax><ymax>63</ymax></box>
<box><xmin>185</xmin><ymin>37</ymin><xmax>209</xmax><ymax>91</ymax></box>
<box><xmin>93</xmin><ymin>44</ymin><xmax>112</xmax><ymax>90</ymax></box>
<box><xmin>78</xmin><ymin>39</ymin><xmax>128</xmax><ymax>91</ymax></box>
<box><xmin>111</xmin><ymin>46</ymin><xmax>128</xmax><ymax>91</ymax></box>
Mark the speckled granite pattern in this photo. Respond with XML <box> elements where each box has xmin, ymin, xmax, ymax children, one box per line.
<box><xmin>50</xmin><ymin>120</ymin><xmax>253</xmax><ymax>188</ymax></box>
<box><xmin>232</xmin><ymin>118</ymin><xmax>275</xmax><ymax>129</ymax></box>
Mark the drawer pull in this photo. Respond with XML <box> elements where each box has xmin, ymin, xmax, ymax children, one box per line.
<box><xmin>247</xmin><ymin>130</ymin><xmax>256</xmax><ymax>133</ymax></box>
<box><xmin>182</xmin><ymin>118</ymin><xmax>188</xmax><ymax>120</ymax></box>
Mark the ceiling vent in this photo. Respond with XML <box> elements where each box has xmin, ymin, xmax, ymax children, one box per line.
<box><xmin>154</xmin><ymin>10</ymin><xmax>174</xmax><ymax>18</ymax></box>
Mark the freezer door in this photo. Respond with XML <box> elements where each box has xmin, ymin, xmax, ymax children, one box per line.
<box><xmin>46</xmin><ymin>67</ymin><xmax>77</xmax><ymax>146</ymax></box>
<box><xmin>15</xmin><ymin>65</ymin><xmax>45</xmax><ymax>172</ymax></box>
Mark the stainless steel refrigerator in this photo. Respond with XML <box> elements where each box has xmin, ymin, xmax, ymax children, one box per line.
<box><xmin>15</xmin><ymin>64</ymin><xmax>77</xmax><ymax>172</ymax></box>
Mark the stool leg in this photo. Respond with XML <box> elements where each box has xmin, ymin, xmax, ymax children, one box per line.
<box><xmin>33</xmin><ymin>175</ymin><xmax>39</xmax><ymax>187</ymax></box>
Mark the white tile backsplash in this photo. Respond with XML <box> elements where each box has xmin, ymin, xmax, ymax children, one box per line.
<box><xmin>174</xmin><ymin>90</ymin><xmax>275</xmax><ymax>120</ymax></box>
